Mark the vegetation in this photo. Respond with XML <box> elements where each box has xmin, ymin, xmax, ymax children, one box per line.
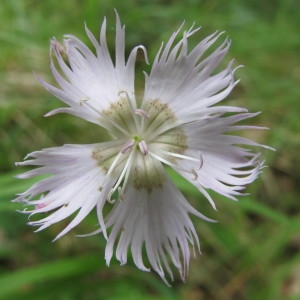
<box><xmin>0</xmin><ymin>0</ymin><xmax>299</xmax><ymax>299</ymax></box>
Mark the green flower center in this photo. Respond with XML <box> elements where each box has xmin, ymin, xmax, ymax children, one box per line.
<box><xmin>90</xmin><ymin>95</ymin><xmax>200</xmax><ymax>202</ymax></box>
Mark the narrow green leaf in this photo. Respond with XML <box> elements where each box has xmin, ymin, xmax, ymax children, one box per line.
<box><xmin>239</xmin><ymin>197</ymin><xmax>291</xmax><ymax>225</ymax></box>
<box><xmin>0</xmin><ymin>255</ymin><xmax>103</xmax><ymax>297</ymax></box>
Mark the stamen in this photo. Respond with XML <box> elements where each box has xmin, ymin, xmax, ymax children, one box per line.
<box><xmin>118</xmin><ymin>90</ymin><xmax>137</xmax><ymax>112</ymax></box>
<box><xmin>139</xmin><ymin>111</ymin><xmax>149</xmax><ymax>132</ymax></box>
<box><xmin>107</xmin><ymin>149</ymin><xmax>136</xmax><ymax>203</ymax></box>
<box><xmin>159</xmin><ymin>150</ymin><xmax>203</xmax><ymax>179</ymax></box>
<box><xmin>79</xmin><ymin>97</ymin><xmax>99</xmax><ymax>113</ymax></box>
<box><xmin>79</xmin><ymin>97</ymin><xmax>90</xmax><ymax>106</ymax></box>
<box><xmin>138</xmin><ymin>140</ymin><xmax>148</xmax><ymax>155</ymax></box>
<box><xmin>35</xmin><ymin>194</ymin><xmax>46</xmax><ymax>210</ymax></box>
<box><xmin>35</xmin><ymin>203</ymin><xmax>47</xmax><ymax>210</ymax></box>
<box><xmin>148</xmin><ymin>150</ymin><xmax>198</xmax><ymax>180</ymax></box>
<box><xmin>161</xmin><ymin>150</ymin><xmax>201</xmax><ymax>164</ymax></box>
<box><xmin>135</xmin><ymin>109</ymin><xmax>149</xmax><ymax>118</ymax></box>
<box><xmin>135</xmin><ymin>109</ymin><xmax>149</xmax><ymax>132</ymax></box>
<box><xmin>118</xmin><ymin>187</ymin><xmax>125</xmax><ymax>202</ymax></box>
<box><xmin>111</xmin><ymin>150</ymin><xmax>134</xmax><ymax>194</ymax></box>
<box><xmin>197</xmin><ymin>152</ymin><xmax>204</xmax><ymax>170</ymax></box>
<box><xmin>120</xmin><ymin>139</ymin><xmax>135</xmax><ymax>154</ymax></box>
<box><xmin>118</xmin><ymin>150</ymin><xmax>135</xmax><ymax>195</ymax></box>
<box><xmin>118</xmin><ymin>90</ymin><xmax>140</xmax><ymax>131</ymax></box>
<box><xmin>191</xmin><ymin>168</ymin><xmax>198</xmax><ymax>180</ymax></box>
<box><xmin>107</xmin><ymin>189</ymin><xmax>116</xmax><ymax>203</ymax></box>
<box><xmin>79</xmin><ymin>97</ymin><xmax>129</xmax><ymax>136</ymax></box>
<box><xmin>51</xmin><ymin>39</ymin><xmax>67</xmax><ymax>55</ymax></box>
<box><xmin>106</xmin><ymin>152</ymin><xmax>123</xmax><ymax>178</ymax></box>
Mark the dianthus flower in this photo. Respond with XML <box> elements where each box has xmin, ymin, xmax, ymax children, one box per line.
<box><xmin>15</xmin><ymin>13</ymin><xmax>269</xmax><ymax>284</ymax></box>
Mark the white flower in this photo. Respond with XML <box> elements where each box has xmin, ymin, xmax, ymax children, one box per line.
<box><xmin>15</xmin><ymin>13</ymin><xmax>269</xmax><ymax>284</ymax></box>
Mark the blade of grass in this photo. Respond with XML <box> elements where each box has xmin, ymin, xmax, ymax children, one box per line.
<box><xmin>239</xmin><ymin>197</ymin><xmax>291</xmax><ymax>225</ymax></box>
<box><xmin>0</xmin><ymin>255</ymin><xmax>104</xmax><ymax>298</ymax></box>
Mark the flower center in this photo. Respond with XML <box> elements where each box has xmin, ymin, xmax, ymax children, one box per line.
<box><xmin>88</xmin><ymin>94</ymin><xmax>200</xmax><ymax>202</ymax></box>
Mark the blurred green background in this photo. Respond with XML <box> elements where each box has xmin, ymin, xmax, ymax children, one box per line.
<box><xmin>0</xmin><ymin>0</ymin><xmax>299</xmax><ymax>299</ymax></box>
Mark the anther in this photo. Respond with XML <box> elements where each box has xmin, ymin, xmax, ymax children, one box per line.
<box><xmin>79</xmin><ymin>97</ymin><xmax>129</xmax><ymax>136</ymax></box>
<box><xmin>191</xmin><ymin>168</ymin><xmax>198</xmax><ymax>180</ymax></box>
<box><xmin>138</xmin><ymin>140</ymin><xmax>148</xmax><ymax>155</ymax></box>
<box><xmin>51</xmin><ymin>39</ymin><xmax>66</xmax><ymax>55</ymax></box>
<box><xmin>135</xmin><ymin>109</ymin><xmax>149</xmax><ymax>119</ymax></box>
<box><xmin>79</xmin><ymin>97</ymin><xmax>102</xmax><ymax>116</ymax></box>
<box><xmin>79</xmin><ymin>97</ymin><xmax>89</xmax><ymax>106</ymax></box>
<box><xmin>120</xmin><ymin>139</ymin><xmax>135</xmax><ymax>154</ymax></box>
<box><xmin>35</xmin><ymin>203</ymin><xmax>47</xmax><ymax>210</ymax></box>
<box><xmin>118</xmin><ymin>90</ymin><xmax>128</xmax><ymax>97</ymax></box>
<box><xmin>118</xmin><ymin>187</ymin><xmax>125</xmax><ymax>202</ymax></box>
<box><xmin>107</xmin><ymin>189</ymin><xmax>116</xmax><ymax>204</ymax></box>
<box><xmin>198</xmin><ymin>152</ymin><xmax>204</xmax><ymax>170</ymax></box>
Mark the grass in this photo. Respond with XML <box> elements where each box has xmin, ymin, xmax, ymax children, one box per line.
<box><xmin>1</xmin><ymin>0</ymin><xmax>300</xmax><ymax>299</ymax></box>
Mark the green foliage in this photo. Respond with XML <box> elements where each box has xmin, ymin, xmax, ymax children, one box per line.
<box><xmin>1</xmin><ymin>0</ymin><xmax>299</xmax><ymax>299</ymax></box>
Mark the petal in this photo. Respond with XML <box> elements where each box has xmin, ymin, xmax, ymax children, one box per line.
<box><xmin>14</xmin><ymin>144</ymin><xmax>117</xmax><ymax>240</ymax></box>
<box><xmin>171</xmin><ymin>114</ymin><xmax>270</xmax><ymax>205</ymax></box>
<box><xmin>104</xmin><ymin>177</ymin><xmax>214</xmax><ymax>284</ymax></box>
<box><xmin>142</xmin><ymin>26</ymin><xmax>235</xmax><ymax>123</ymax></box>
<box><xmin>38</xmin><ymin>13</ymin><xmax>144</xmax><ymax>127</ymax></box>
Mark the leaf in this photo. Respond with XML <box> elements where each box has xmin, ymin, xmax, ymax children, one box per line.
<box><xmin>0</xmin><ymin>255</ymin><xmax>103</xmax><ymax>298</ymax></box>
<box><xmin>239</xmin><ymin>197</ymin><xmax>294</xmax><ymax>226</ymax></box>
